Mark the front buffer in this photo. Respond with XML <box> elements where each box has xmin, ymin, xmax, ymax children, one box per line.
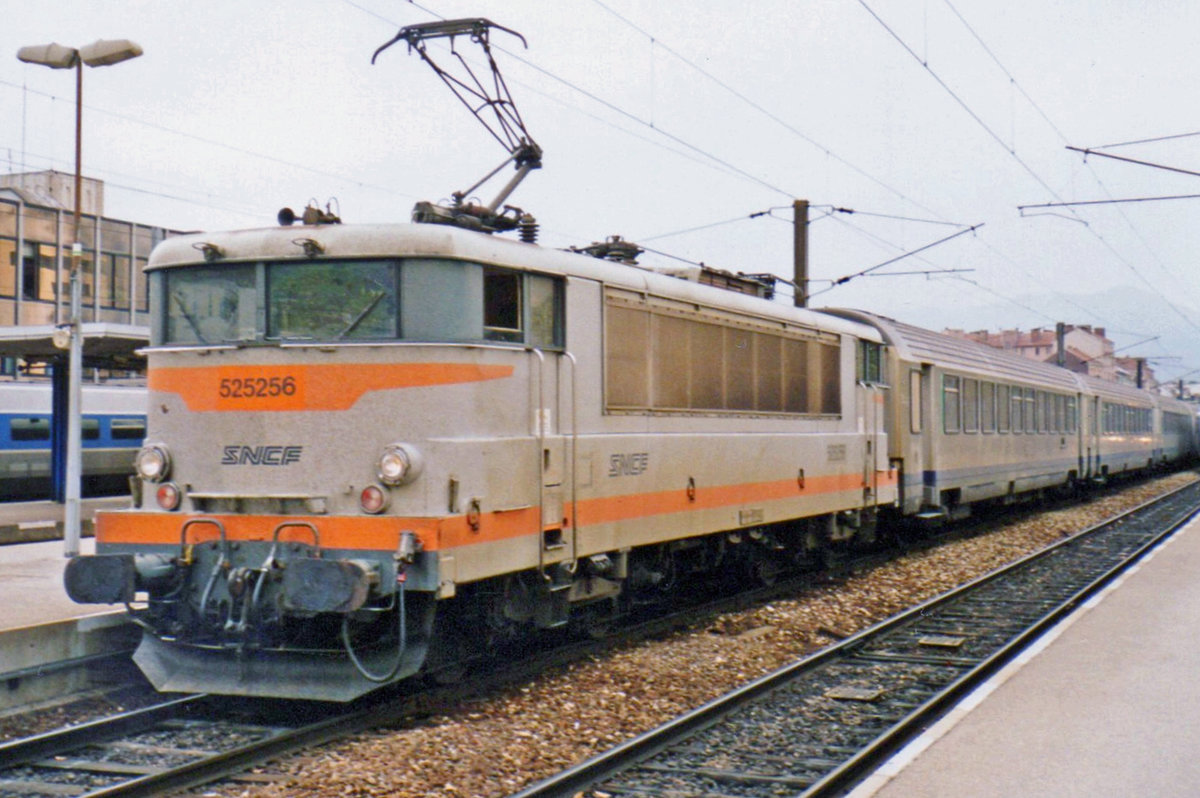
<box><xmin>66</xmin><ymin>517</ymin><xmax>438</xmax><ymax>701</ymax></box>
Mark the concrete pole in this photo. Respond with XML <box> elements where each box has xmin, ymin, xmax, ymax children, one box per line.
<box><xmin>793</xmin><ymin>199</ymin><xmax>808</xmax><ymax>307</ymax></box>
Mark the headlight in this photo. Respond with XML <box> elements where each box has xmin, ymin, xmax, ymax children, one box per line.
<box><xmin>377</xmin><ymin>443</ymin><xmax>422</xmax><ymax>486</ymax></box>
<box><xmin>135</xmin><ymin>445</ymin><xmax>171</xmax><ymax>483</ymax></box>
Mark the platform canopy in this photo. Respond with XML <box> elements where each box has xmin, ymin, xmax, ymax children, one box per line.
<box><xmin>0</xmin><ymin>324</ymin><xmax>148</xmax><ymax>370</ymax></box>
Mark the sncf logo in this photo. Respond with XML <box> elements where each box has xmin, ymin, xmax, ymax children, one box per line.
<box><xmin>221</xmin><ymin>445</ymin><xmax>303</xmax><ymax>466</ymax></box>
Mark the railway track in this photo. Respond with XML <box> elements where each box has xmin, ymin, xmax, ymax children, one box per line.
<box><xmin>0</xmin><ymin>692</ymin><xmax>367</xmax><ymax>797</ymax></box>
<box><xmin>1</xmin><ymin>475</ymin><xmax>1192</xmax><ymax>796</ymax></box>
<box><xmin>511</xmin><ymin>478</ymin><xmax>1200</xmax><ymax>798</ymax></box>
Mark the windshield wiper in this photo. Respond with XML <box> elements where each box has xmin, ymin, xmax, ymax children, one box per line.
<box><xmin>170</xmin><ymin>292</ymin><xmax>208</xmax><ymax>344</ymax></box>
<box><xmin>337</xmin><ymin>291</ymin><xmax>387</xmax><ymax>339</ymax></box>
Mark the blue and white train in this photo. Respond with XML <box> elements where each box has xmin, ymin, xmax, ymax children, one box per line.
<box><xmin>0</xmin><ymin>382</ymin><xmax>146</xmax><ymax>500</ymax></box>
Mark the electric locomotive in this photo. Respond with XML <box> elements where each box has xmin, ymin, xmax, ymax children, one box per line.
<box><xmin>64</xmin><ymin>221</ymin><xmax>897</xmax><ymax>700</ymax></box>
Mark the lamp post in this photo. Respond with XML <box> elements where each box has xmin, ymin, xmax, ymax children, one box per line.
<box><xmin>17</xmin><ymin>39</ymin><xmax>142</xmax><ymax>557</ymax></box>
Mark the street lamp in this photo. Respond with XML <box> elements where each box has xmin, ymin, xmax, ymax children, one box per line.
<box><xmin>17</xmin><ymin>39</ymin><xmax>143</xmax><ymax>557</ymax></box>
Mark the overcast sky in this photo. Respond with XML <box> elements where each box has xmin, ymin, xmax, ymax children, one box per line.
<box><xmin>4</xmin><ymin>1</ymin><xmax>1199</xmax><ymax>382</ymax></box>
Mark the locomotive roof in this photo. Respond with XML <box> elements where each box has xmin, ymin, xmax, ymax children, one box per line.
<box><xmin>149</xmin><ymin>223</ymin><xmax>882</xmax><ymax>342</ymax></box>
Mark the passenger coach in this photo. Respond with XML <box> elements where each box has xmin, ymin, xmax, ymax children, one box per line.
<box><xmin>830</xmin><ymin>310</ymin><xmax>1196</xmax><ymax>519</ymax></box>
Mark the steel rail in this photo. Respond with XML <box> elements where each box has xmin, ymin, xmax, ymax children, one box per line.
<box><xmin>0</xmin><ymin>691</ymin><xmax>387</xmax><ymax>798</ymax></box>
<box><xmin>509</xmin><ymin>478</ymin><xmax>1200</xmax><ymax>798</ymax></box>
<box><xmin>0</xmin><ymin>694</ymin><xmax>206</xmax><ymax>768</ymax></box>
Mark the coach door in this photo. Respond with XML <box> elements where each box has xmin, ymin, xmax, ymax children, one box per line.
<box><xmin>857</xmin><ymin>341</ymin><xmax>890</xmax><ymax>511</ymax></box>
<box><xmin>902</xmin><ymin>367</ymin><xmax>926</xmax><ymax>514</ymax></box>
<box><xmin>1086</xmin><ymin>395</ymin><xmax>1099</xmax><ymax>478</ymax></box>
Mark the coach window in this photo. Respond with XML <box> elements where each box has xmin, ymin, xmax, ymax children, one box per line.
<box><xmin>943</xmin><ymin>374</ymin><xmax>961</xmax><ymax>434</ymax></box>
<box><xmin>909</xmin><ymin>370</ymin><xmax>922</xmax><ymax>433</ymax></box>
<box><xmin>1024</xmin><ymin>388</ymin><xmax>1037</xmax><ymax>434</ymax></box>
<box><xmin>1066</xmin><ymin>396</ymin><xmax>1077</xmax><ymax>433</ymax></box>
<box><xmin>859</xmin><ymin>340</ymin><xmax>883</xmax><ymax>383</ymax></box>
<box><xmin>1038</xmin><ymin>392</ymin><xmax>1050</xmax><ymax>434</ymax></box>
<box><xmin>962</xmin><ymin>378</ymin><xmax>979</xmax><ymax>433</ymax></box>
<box><xmin>111</xmin><ymin>418</ymin><xmax>147</xmax><ymax>440</ymax></box>
<box><xmin>981</xmin><ymin>381</ymin><xmax>996</xmax><ymax>432</ymax></box>
<box><xmin>1010</xmin><ymin>385</ymin><xmax>1022</xmax><ymax>434</ymax></box>
<box><xmin>997</xmin><ymin>384</ymin><xmax>1010</xmax><ymax>432</ymax></box>
<box><xmin>10</xmin><ymin>418</ymin><xmax>49</xmax><ymax>442</ymax></box>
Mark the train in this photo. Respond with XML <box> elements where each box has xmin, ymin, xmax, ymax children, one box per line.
<box><xmin>0</xmin><ymin>382</ymin><xmax>145</xmax><ymax>500</ymax></box>
<box><xmin>61</xmin><ymin>219</ymin><xmax>1198</xmax><ymax>701</ymax></box>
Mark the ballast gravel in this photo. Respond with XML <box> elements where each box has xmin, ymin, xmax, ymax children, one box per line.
<box><xmin>192</xmin><ymin>472</ymin><xmax>1194</xmax><ymax>797</ymax></box>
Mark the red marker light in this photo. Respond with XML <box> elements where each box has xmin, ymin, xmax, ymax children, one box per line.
<box><xmin>156</xmin><ymin>483</ymin><xmax>181</xmax><ymax>511</ymax></box>
<box><xmin>360</xmin><ymin>484</ymin><xmax>388</xmax><ymax>514</ymax></box>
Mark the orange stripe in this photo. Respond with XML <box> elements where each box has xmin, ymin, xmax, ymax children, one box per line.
<box><xmin>97</xmin><ymin>512</ymin><xmax>435</xmax><ymax>550</ymax></box>
<box><xmin>98</xmin><ymin>470</ymin><xmax>889</xmax><ymax>552</ymax></box>
<box><xmin>575</xmin><ymin>472</ymin><xmax>868</xmax><ymax>526</ymax></box>
<box><xmin>149</xmin><ymin>362</ymin><xmax>514</xmax><ymax>412</ymax></box>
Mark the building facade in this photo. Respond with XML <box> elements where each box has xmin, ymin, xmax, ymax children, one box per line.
<box><xmin>944</xmin><ymin>324</ymin><xmax>1157</xmax><ymax>389</ymax></box>
<box><xmin>0</xmin><ymin>170</ymin><xmax>182</xmax><ymax>330</ymax></box>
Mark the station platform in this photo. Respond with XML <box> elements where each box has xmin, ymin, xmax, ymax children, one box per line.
<box><xmin>852</xmin><ymin>509</ymin><xmax>1200</xmax><ymax>798</ymax></box>
<box><xmin>0</xmin><ymin>502</ymin><xmax>137</xmax><ymax>711</ymax></box>
<box><xmin>0</xmin><ymin>536</ymin><xmax>115</xmax><ymax>629</ymax></box>
<box><xmin>0</xmin><ymin>495</ymin><xmax>128</xmax><ymax>544</ymax></box>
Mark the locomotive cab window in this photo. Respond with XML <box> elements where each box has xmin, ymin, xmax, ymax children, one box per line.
<box><xmin>160</xmin><ymin>264</ymin><xmax>257</xmax><ymax>345</ymax></box>
<box><xmin>482</xmin><ymin>267</ymin><xmax>563</xmax><ymax>347</ymax></box>
<box><xmin>483</xmin><ymin>267</ymin><xmax>522</xmax><ymax>342</ymax></box>
<box><xmin>268</xmin><ymin>260</ymin><xmax>398</xmax><ymax>340</ymax></box>
<box><xmin>153</xmin><ymin>258</ymin><xmax>564</xmax><ymax>348</ymax></box>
